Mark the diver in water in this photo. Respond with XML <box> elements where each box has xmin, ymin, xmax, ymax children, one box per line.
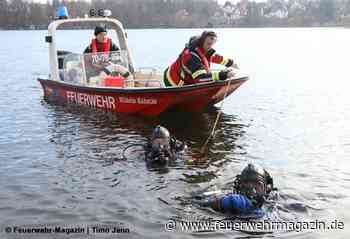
<box><xmin>144</xmin><ymin>125</ymin><xmax>186</xmax><ymax>167</ymax></box>
<box><xmin>193</xmin><ymin>163</ymin><xmax>276</xmax><ymax>219</ymax></box>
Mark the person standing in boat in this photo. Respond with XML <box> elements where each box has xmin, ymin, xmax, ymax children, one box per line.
<box><xmin>84</xmin><ymin>26</ymin><xmax>120</xmax><ymax>54</ymax></box>
<box><xmin>83</xmin><ymin>26</ymin><xmax>130</xmax><ymax>82</ymax></box>
<box><xmin>163</xmin><ymin>31</ymin><xmax>238</xmax><ymax>87</ymax></box>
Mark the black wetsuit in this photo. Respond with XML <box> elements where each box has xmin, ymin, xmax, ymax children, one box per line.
<box><xmin>145</xmin><ymin>138</ymin><xmax>185</xmax><ymax>166</ymax></box>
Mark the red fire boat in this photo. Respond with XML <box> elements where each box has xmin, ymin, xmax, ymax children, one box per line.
<box><xmin>38</xmin><ymin>12</ymin><xmax>248</xmax><ymax>116</ymax></box>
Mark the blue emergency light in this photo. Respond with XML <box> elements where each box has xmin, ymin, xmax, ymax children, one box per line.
<box><xmin>57</xmin><ymin>6</ymin><xmax>69</xmax><ymax>19</ymax></box>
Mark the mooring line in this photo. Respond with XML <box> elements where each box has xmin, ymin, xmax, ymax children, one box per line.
<box><xmin>200</xmin><ymin>78</ymin><xmax>232</xmax><ymax>155</ymax></box>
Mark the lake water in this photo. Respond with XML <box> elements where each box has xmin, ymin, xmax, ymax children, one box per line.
<box><xmin>0</xmin><ymin>28</ymin><xmax>349</xmax><ymax>238</ymax></box>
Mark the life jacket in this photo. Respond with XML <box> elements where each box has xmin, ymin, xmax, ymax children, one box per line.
<box><xmin>91</xmin><ymin>37</ymin><xmax>112</xmax><ymax>53</ymax></box>
<box><xmin>165</xmin><ymin>47</ymin><xmax>211</xmax><ymax>87</ymax></box>
<box><xmin>88</xmin><ymin>37</ymin><xmax>112</xmax><ymax>68</ymax></box>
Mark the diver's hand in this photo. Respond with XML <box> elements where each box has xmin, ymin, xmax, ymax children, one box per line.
<box><xmin>192</xmin><ymin>199</ymin><xmax>211</xmax><ymax>207</ymax></box>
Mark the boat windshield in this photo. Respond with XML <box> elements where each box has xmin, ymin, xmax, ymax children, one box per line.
<box><xmin>60</xmin><ymin>50</ymin><xmax>130</xmax><ymax>87</ymax></box>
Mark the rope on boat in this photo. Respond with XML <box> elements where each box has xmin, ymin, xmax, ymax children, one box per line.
<box><xmin>200</xmin><ymin>78</ymin><xmax>232</xmax><ymax>155</ymax></box>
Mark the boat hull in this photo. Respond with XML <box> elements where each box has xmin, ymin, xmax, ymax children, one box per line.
<box><xmin>38</xmin><ymin>77</ymin><xmax>247</xmax><ymax>116</ymax></box>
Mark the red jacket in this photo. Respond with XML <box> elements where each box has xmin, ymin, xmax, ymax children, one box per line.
<box><xmin>164</xmin><ymin>47</ymin><xmax>233</xmax><ymax>87</ymax></box>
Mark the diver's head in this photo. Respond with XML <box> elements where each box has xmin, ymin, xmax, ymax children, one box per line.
<box><xmin>151</xmin><ymin>125</ymin><xmax>170</xmax><ymax>141</ymax></box>
<box><xmin>148</xmin><ymin>126</ymin><xmax>172</xmax><ymax>165</ymax></box>
<box><xmin>234</xmin><ymin>163</ymin><xmax>273</xmax><ymax>199</ymax></box>
<box><xmin>94</xmin><ymin>26</ymin><xmax>107</xmax><ymax>43</ymax></box>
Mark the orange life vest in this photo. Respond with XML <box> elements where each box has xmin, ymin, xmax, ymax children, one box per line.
<box><xmin>91</xmin><ymin>37</ymin><xmax>112</xmax><ymax>53</ymax></box>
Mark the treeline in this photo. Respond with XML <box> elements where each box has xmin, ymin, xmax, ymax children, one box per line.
<box><xmin>217</xmin><ymin>0</ymin><xmax>350</xmax><ymax>27</ymax></box>
<box><xmin>0</xmin><ymin>0</ymin><xmax>219</xmax><ymax>29</ymax></box>
<box><xmin>0</xmin><ymin>0</ymin><xmax>350</xmax><ymax>29</ymax></box>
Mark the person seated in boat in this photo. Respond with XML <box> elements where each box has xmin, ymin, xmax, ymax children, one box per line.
<box><xmin>145</xmin><ymin>125</ymin><xmax>186</xmax><ymax>168</ymax></box>
<box><xmin>84</xmin><ymin>26</ymin><xmax>130</xmax><ymax>81</ymax></box>
<box><xmin>163</xmin><ymin>31</ymin><xmax>238</xmax><ymax>87</ymax></box>
<box><xmin>84</xmin><ymin>26</ymin><xmax>120</xmax><ymax>54</ymax></box>
<box><xmin>192</xmin><ymin>163</ymin><xmax>276</xmax><ymax>219</ymax></box>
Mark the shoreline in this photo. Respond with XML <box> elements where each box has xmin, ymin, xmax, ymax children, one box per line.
<box><xmin>0</xmin><ymin>25</ymin><xmax>348</xmax><ymax>31</ymax></box>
